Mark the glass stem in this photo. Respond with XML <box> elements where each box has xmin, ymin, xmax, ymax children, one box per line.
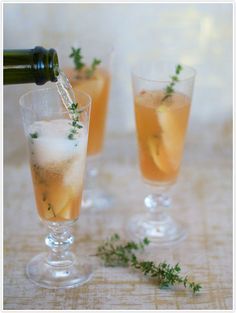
<box><xmin>144</xmin><ymin>192</ymin><xmax>171</xmax><ymax>222</ymax></box>
<box><xmin>45</xmin><ymin>222</ymin><xmax>75</xmax><ymax>267</ymax></box>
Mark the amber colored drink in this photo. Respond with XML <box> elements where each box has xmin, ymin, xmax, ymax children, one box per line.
<box><xmin>28</xmin><ymin>119</ymin><xmax>88</xmax><ymax>222</ymax></box>
<box><xmin>31</xmin><ymin>161</ymin><xmax>83</xmax><ymax>222</ymax></box>
<box><xmin>66</xmin><ymin>68</ymin><xmax>110</xmax><ymax>156</ymax></box>
<box><xmin>135</xmin><ymin>90</ymin><xmax>190</xmax><ymax>184</ymax></box>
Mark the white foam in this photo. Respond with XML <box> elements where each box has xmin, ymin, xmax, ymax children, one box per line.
<box><xmin>28</xmin><ymin>119</ymin><xmax>87</xmax><ymax>167</ymax></box>
<box><xmin>64</xmin><ymin>136</ymin><xmax>87</xmax><ymax>187</ymax></box>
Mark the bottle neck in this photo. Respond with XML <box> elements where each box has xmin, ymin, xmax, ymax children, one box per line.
<box><xmin>3</xmin><ymin>46</ymin><xmax>59</xmax><ymax>85</ymax></box>
<box><xmin>33</xmin><ymin>46</ymin><xmax>59</xmax><ymax>85</ymax></box>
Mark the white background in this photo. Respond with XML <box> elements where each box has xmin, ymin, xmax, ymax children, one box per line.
<box><xmin>3</xmin><ymin>3</ymin><xmax>233</xmax><ymax>156</ymax></box>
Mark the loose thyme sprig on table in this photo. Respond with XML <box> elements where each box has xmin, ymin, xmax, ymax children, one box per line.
<box><xmin>161</xmin><ymin>64</ymin><xmax>183</xmax><ymax>102</ymax></box>
<box><xmin>67</xmin><ymin>102</ymin><xmax>83</xmax><ymax>140</ymax></box>
<box><xmin>69</xmin><ymin>47</ymin><xmax>101</xmax><ymax>78</ymax></box>
<box><xmin>96</xmin><ymin>234</ymin><xmax>202</xmax><ymax>294</ymax></box>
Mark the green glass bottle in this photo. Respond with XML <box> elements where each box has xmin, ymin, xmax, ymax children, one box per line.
<box><xmin>4</xmin><ymin>46</ymin><xmax>60</xmax><ymax>85</ymax></box>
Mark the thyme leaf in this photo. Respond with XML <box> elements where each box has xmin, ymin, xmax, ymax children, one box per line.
<box><xmin>30</xmin><ymin>132</ymin><xmax>38</xmax><ymax>139</ymax></box>
<box><xmin>69</xmin><ymin>47</ymin><xmax>101</xmax><ymax>78</ymax></box>
<box><xmin>67</xmin><ymin>102</ymin><xmax>83</xmax><ymax>140</ymax></box>
<box><xmin>69</xmin><ymin>47</ymin><xmax>85</xmax><ymax>71</ymax></box>
<box><xmin>85</xmin><ymin>58</ymin><xmax>101</xmax><ymax>78</ymax></box>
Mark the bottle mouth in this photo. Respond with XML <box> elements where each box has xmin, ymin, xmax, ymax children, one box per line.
<box><xmin>48</xmin><ymin>48</ymin><xmax>59</xmax><ymax>82</ymax></box>
<box><xmin>33</xmin><ymin>46</ymin><xmax>59</xmax><ymax>84</ymax></box>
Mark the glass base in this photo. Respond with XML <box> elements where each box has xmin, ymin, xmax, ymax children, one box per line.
<box><xmin>128</xmin><ymin>213</ymin><xmax>186</xmax><ymax>246</ymax></box>
<box><xmin>26</xmin><ymin>252</ymin><xmax>93</xmax><ymax>289</ymax></box>
<box><xmin>82</xmin><ymin>188</ymin><xmax>114</xmax><ymax>211</ymax></box>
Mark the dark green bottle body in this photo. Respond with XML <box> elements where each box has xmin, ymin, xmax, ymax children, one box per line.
<box><xmin>4</xmin><ymin>46</ymin><xmax>59</xmax><ymax>85</ymax></box>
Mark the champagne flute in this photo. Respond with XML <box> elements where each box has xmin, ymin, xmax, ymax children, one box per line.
<box><xmin>129</xmin><ymin>62</ymin><xmax>196</xmax><ymax>245</ymax></box>
<box><xmin>20</xmin><ymin>86</ymin><xmax>92</xmax><ymax>288</ymax></box>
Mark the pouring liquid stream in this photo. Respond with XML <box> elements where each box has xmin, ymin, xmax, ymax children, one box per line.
<box><xmin>56</xmin><ymin>70</ymin><xmax>77</xmax><ymax>118</ymax></box>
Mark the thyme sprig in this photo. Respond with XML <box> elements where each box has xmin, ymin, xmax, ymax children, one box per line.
<box><xmin>96</xmin><ymin>234</ymin><xmax>202</xmax><ymax>294</ymax></box>
<box><xmin>131</xmin><ymin>259</ymin><xmax>202</xmax><ymax>294</ymax></box>
<box><xmin>86</xmin><ymin>58</ymin><xmax>101</xmax><ymax>78</ymax></box>
<box><xmin>96</xmin><ymin>233</ymin><xmax>150</xmax><ymax>266</ymax></box>
<box><xmin>161</xmin><ymin>64</ymin><xmax>183</xmax><ymax>102</ymax></box>
<box><xmin>69</xmin><ymin>47</ymin><xmax>85</xmax><ymax>71</ymax></box>
<box><xmin>69</xmin><ymin>47</ymin><xmax>101</xmax><ymax>78</ymax></box>
<box><xmin>67</xmin><ymin>102</ymin><xmax>83</xmax><ymax>140</ymax></box>
<box><xmin>30</xmin><ymin>132</ymin><xmax>38</xmax><ymax>139</ymax></box>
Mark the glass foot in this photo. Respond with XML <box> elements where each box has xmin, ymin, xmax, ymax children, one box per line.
<box><xmin>82</xmin><ymin>188</ymin><xmax>114</xmax><ymax>211</ymax></box>
<box><xmin>26</xmin><ymin>252</ymin><xmax>93</xmax><ymax>289</ymax></box>
<box><xmin>128</xmin><ymin>213</ymin><xmax>186</xmax><ymax>246</ymax></box>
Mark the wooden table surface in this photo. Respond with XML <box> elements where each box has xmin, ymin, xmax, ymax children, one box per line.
<box><xmin>4</xmin><ymin>120</ymin><xmax>232</xmax><ymax>310</ymax></box>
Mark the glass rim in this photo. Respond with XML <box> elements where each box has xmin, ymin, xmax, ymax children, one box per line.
<box><xmin>131</xmin><ymin>62</ymin><xmax>196</xmax><ymax>83</ymax></box>
<box><xmin>19</xmin><ymin>86</ymin><xmax>92</xmax><ymax>113</ymax></box>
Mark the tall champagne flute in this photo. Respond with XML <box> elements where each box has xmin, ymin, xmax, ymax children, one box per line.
<box><xmin>64</xmin><ymin>41</ymin><xmax>113</xmax><ymax>210</ymax></box>
<box><xmin>20</xmin><ymin>87</ymin><xmax>92</xmax><ymax>288</ymax></box>
<box><xmin>129</xmin><ymin>62</ymin><xmax>196</xmax><ymax>245</ymax></box>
